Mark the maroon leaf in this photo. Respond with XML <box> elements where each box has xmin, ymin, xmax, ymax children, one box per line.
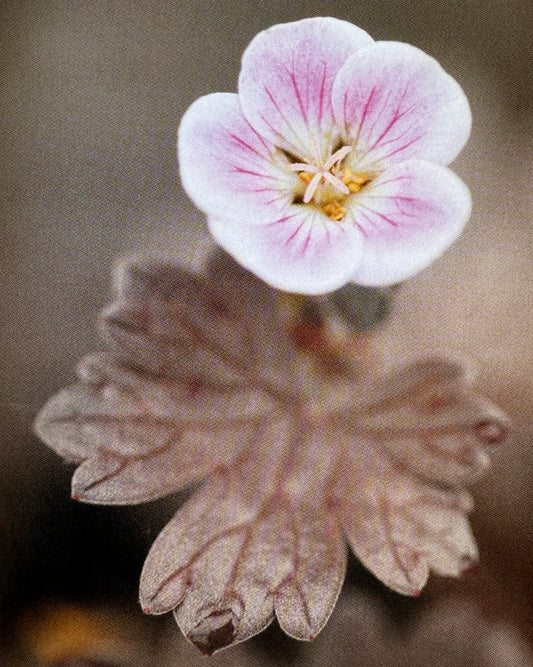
<box><xmin>35</xmin><ymin>253</ymin><xmax>510</xmax><ymax>653</ymax></box>
<box><xmin>35</xmin><ymin>255</ymin><xmax>289</xmax><ymax>503</ymax></box>
<box><xmin>100</xmin><ymin>254</ymin><xmax>294</xmax><ymax>389</ymax></box>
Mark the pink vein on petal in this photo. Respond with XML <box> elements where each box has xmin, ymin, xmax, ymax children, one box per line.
<box><xmin>284</xmin><ymin>56</ymin><xmax>308</xmax><ymax>125</ymax></box>
<box><xmin>369</xmin><ymin>174</ymin><xmax>411</xmax><ymax>189</ymax></box>
<box><xmin>342</xmin><ymin>91</ymin><xmax>349</xmax><ymax>136</ymax></box>
<box><xmin>228</xmin><ymin>133</ymin><xmax>267</xmax><ymax>159</ymax></box>
<box><xmin>365</xmin><ymin>194</ymin><xmax>418</xmax><ymax>203</ymax></box>
<box><xmin>285</xmin><ymin>220</ymin><xmax>306</xmax><ymax>246</ymax></box>
<box><xmin>364</xmin><ymin>90</ymin><xmax>393</xmax><ymax>149</ymax></box>
<box><xmin>317</xmin><ymin>61</ymin><xmax>327</xmax><ymax>126</ymax></box>
<box><xmin>354</xmin><ymin>208</ymin><xmax>378</xmax><ymax>233</ymax></box>
<box><xmin>353</xmin><ymin>86</ymin><xmax>377</xmax><ymax>147</ymax></box>
<box><xmin>259</xmin><ymin>113</ymin><xmax>288</xmax><ymax>144</ymax></box>
<box><xmin>264</xmin><ymin>86</ymin><xmax>301</xmax><ymax>145</ymax></box>
<box><xmin>301</xmin><ymin>228</ymin><xmax>313</xmax><ymax>255</ymax></box>
<box><xmin>229</xmin><ymin>165</ymin><xmax>276</xmax><ymax>180</ymax></box>
<box><xmin>378</xmin><ymin>135</ymin><xmax>422</xmax><ymax>161</ymax></box>
<box><xmin>370</xmin><ymin>124</ymin><xmax>414</xmax><ymax>151</ymax></box>
<box><xmin>244</xmin><ymin>117</ymin><xmax>271</xmax><ymax>151</ymax></box>
<box><xmin>267</xmin><ymin>214</ymin><xmax>298</xmax><ymax>227</ymax></box>
<box><xmin>357</xmin><ymin>202</ymin><xmax>399</xmax><ymax>228</ymax></box>
<box><xmin>306</xmin><ymin>60</ymin><xmax>311</xmax><ymax>121</ymax></box>
<box><xmin>351</xmin><ymin>219</ymin><xmax>368</xmax><ymax>237</ymax></box>
<box><xmin>366</xmin><ymin>89</ymin><xmax>413</xmax><ymax>153</ymax></box>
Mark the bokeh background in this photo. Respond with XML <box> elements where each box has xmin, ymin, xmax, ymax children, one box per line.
<box><xmin>1</xmin><ymin>1</ymin><xmax>532</xmax><ymax>664</ymax></box>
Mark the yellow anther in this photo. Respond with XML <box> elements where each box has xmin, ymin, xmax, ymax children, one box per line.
<box><xmin>298</xmin><ymin>172</ymin><xmax>314</xmax><ymax>185</ymax></box>
<box><xmin>341</xmin><ymin>168</ymin><xmax>370</xmax><ymax>193</ymax></box>
<box><xmin>323</xmin><ymin>200</ymin><xmax>346</xmax><ymax>222</ymax></box>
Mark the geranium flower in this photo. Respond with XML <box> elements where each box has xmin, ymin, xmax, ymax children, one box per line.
<box><xmin>35</xmin><ymin>254</ymin><xmax>508</xmax><ymax>655</ymax></box>
<box><xmin>179</xmin><ymin>17</ymin><xmax>472</xmax><ymax>295</ymax></box>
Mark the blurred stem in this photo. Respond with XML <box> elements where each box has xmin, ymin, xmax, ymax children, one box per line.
<box><xmin>327</xmin><ymin>283</ymin><xmax>400</xmax><ymax>332</ymax></box>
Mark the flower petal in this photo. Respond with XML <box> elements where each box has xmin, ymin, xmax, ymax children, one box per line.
<box><xmin>332</xmin><ymin>41</ymin><xmax>471</xmax><ymax>167</ymax></box>
<box><xmin>178</xmin><ymin>92</ymin><xmax>293</xmax><ymax>220</ymax></box>
<box><xmin>239</xmin><ymin>17</ymin><xmax>374</xmax><ymax>161</ymax></box>
<box><xmin>347</xmin><ymin>160</ymin><xmax>471</xmax><ymax>285</ymax></box>
<box><xmin>208</xmin><ymin>207</ymin><xmax>364</xmax><ymax>295</ymax></box>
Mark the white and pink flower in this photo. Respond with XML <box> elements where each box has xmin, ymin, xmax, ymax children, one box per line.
<box><xmin>179</xmin><ymin>17</ymin><xmax>472</xmax><ymax>294</ymax></box>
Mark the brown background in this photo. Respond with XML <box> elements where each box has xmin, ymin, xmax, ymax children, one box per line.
<box><xmin>1</xmin><ymin>1</ymin><xmax>532</xmax><ymax>663</ymax></box>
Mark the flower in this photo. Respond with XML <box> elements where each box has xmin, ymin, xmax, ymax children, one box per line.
<box><xmin>178</xmin><ymin>17</ymin><xmax>472</xmax><ymax>295</ymax></box>
<box><xmin>35</xmin><ymin>254</ymin><xmax>508</xmax><ymax>655</ymax></box>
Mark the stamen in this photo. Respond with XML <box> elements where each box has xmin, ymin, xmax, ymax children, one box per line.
<box><xmin>341</xmin><ymin>168</ymin><xmax>371</xmax><ymax>193</ymax></box>
<box><xmin>323</xmin><ymin>200</ymin><xmax>346</xmax><ymax>222</ymax></box>
<box><xmin>298</xmin><ymin>172</ymin><xmax>314</xmax><ymax>184</ymax></box>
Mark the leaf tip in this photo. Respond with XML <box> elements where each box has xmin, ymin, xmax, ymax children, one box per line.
<box><xmin>71</xmin><ymin>475</ymin><xmax>92</xmax><ymax>504</ymax></box>
<box><xmin>188</xmin><ymin>609</ymin><xmax>238</xmax><ymax>656</ymax></box>
<box><xmin>474</xmin><ymin>420</ymin><xmax>509</xmax><ymax>446</ymax></box>
<box><xmin>459</xmin><ymin>554</ymin><xmax>478</xmax><ymax>577</ymax></box>
<box><xmin>460</xmin><ymin>563</ymin><xmax>478</xmax><ymax>578</ymax></box>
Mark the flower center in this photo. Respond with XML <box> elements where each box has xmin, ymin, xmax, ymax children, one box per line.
<box><xmin>288</xmin><ymin>146</ymin><xmax>371</xmax><ymax>221</ymax></box>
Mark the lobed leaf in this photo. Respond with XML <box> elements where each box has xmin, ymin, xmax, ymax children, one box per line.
<box><xmin>34</xmin><ymin>254</ymin><xmax>510</xmax><ymax>653</ymax></box>
<box><xmin>335</xmin><ymin>437</ymin><xmax>477</xmax><ymax>594</ymax></box>
<box><xmin>100</xmin><ymin>253</ymin><xmax>295</xmax><ymax>388</ymax></box>
<box><xmin>140</xmin><ymin>473</ymin><xmax>346</xmax><ymax>654</ymax></box>
<box><xmin>352</xmin><ymin>357</ymin><xmax>510</xmax><ymax>485</ymax></box>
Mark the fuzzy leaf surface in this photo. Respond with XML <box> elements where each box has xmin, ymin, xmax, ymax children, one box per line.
<box><xmin>35</xmin><ymin>254</ymin><xmax>509</xmax><ymax>653</ymax></box>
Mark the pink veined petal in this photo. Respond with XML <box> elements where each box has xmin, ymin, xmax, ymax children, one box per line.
<box><xmin>239</xmin><ymin>17</ymin><xmax>374</xmax><ymax>162</ymax></box>
<box><xmin>178</xmin><ymin>92</ymin><xmax>294</xmax><ymax>220</ymax></box>
<box><xmin>346</xmin><ymin>159</ymin><xmax>471</xmax><ymax>286</ymax></box>
<box><xmin>208</xmin><ymin>208</ymin><xmax>365</xmax><ymax>295</ymax></box>
<box><xmin>332</xmin><ymin>41</ymin><xmax>471</xmax><ymax>167</ymax></box>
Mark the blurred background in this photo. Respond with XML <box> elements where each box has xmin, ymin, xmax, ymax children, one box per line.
<box><xmin>1</xmin><ymin>1</ymin><xmax>532</xmax><ymax>664</ymax></box>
